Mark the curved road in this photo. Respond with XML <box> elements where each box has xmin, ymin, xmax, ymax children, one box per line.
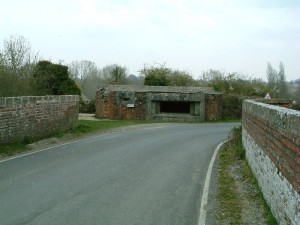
<box><xmin>0</xmin><ymin>123</ymin><xmax>236</xmax><ymax>225</ymax></box>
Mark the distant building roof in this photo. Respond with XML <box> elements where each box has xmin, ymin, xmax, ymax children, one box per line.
<box><xmin>99</xmin><ymin>85</ymin><xmax>221</xmax><ymax>95</ymax></box>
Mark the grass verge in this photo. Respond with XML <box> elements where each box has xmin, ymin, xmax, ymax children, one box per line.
<box><xmin>69</xmin><ymin>120</ymin><xmax>149</xmax><ymax>135</ymax></box>
<box><xmin>217</xmin><ymin>126</ymin><xmax>277</xmax><ymax>225</ymax></box>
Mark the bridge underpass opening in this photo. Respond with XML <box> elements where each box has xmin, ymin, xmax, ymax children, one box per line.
<box><xmin>160</xmin><ymin>101</ymin><xmax>190</xmax><ymax>114</ymax></box>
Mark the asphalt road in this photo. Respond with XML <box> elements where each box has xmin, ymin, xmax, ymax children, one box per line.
<box><xmin>0</xmin><ymin>123</ymin><xmax>237</xmax><ymax>225</ymax></box>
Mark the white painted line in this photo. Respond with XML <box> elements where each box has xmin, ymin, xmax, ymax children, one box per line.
<box><xmin>0</xmin><ymin>134</ymin><xmax>109</xmax><ymax>163</ymax></box>
<box><xmin>198</xmin><ymin>139</ymin><xmax>230</xmax><ymax>225</ymax></box>
<box><xmin>0</xmin><ymin>125</ymin><xmax>170</xmax><ymax>163</ymax></box>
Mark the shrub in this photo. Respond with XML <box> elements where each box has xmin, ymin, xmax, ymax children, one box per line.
<box><xmin>32</xmin><ymin>61</ymin><xmax>81</xmax><ymax>96</ymax></box>
<box><xmin>222</xmin><ymin>94</ymin><xmax>243</xmax><ymax>120</ymax></box>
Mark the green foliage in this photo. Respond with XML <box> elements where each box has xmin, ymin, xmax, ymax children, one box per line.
<box><xmin>200</xmin><ymin>69</ymin><xmax>272</xmax><ymax>120</ymax></box>
<box><xmin>32</xmin><ymin>61</ymin><xmax>81</xmax><ymax>95</ymax></box>
<box><xmin>218</xmin><ymin>136</ymin><xmax>243</xmax><ymax>224</ymax></box>
<box><xmin>142</xmin><ymin>63</ymin><xmax>196</xmax><ymax>86</ymax></box>
<box><xmin>222</xmin><ymin>95</ymin><xmax>243</xmax><ymax>120</ymax></box>
<box><xmin>0</xmin><ymin>142</ymin><xmax>28</xmax><ymax>157</ymax></box>
<box><xmin>168</xmin><ymin>70</ymin><xmax>196</xmax><ymax>86</ymax></box>
<box><xmin>209</xmin><ymin>72</ymin><xmax>269</xmax><ymax>97</ymax></box>
<box><xmin>199</xmin><ymin>70</ymin><xmax>270</xmax><ymax>97</ymax></box>
<box><xmin>23</xmin><ymin>136</ymin><xmax>33</xmax><ymax>144</ymax></box>
<box><xmin>143</xmin><ymin>64</ymin><xmax>171</xmax><ymax>86</ymax></box>
<box><xmin>212</xmin><ymin>78</ymin><xmax>230</xmax><ymax>92</ymax></box>
<box><xmin>70</xmin><ymin>120</ymin><xmax>149</xmax><ymax>135</ymax></box>
<box><xmin>230</xmin><ymin>126</ymin><xmax>245</xmax><ymax>159</ymax></box>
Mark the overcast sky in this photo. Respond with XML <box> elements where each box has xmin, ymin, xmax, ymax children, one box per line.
<box><xmin>0</xmin><ymin>0</ymin><xmax>299</xmax><ymax>80</ymax></box>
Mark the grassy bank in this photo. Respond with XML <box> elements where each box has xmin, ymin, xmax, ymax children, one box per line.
<box><xmin>217</xmin><ymin>126</ymin><xmax>277</xmax><ymax>225</ymax></box>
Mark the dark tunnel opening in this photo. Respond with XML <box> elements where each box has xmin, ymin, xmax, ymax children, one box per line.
<box><xmin>160</xmin><ymin>101</ymin><xmax>190</xmax><ymax>114</ymax></box>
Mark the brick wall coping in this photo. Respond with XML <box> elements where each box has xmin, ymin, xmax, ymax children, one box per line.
<box><xmin>0</xmin><ymin>95</ymin><xmax>80</xmax><ymax>107</ymax></box>
<box><xmin>257</xmin><ymin>99</ymin><xmax>293</xmax><ymax>104</ymax></box>
<box><xmin>244</xmin><ymin>99</ymin><xmax>300</xmax><ymax>137</ymax></box>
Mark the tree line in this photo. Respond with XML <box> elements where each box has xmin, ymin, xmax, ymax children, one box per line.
<box><xmin>1</xmin><ymin>35</ymin><xmax>299</xmax><ymax>115</ymax></box>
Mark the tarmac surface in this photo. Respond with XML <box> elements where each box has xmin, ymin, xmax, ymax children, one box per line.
<box><xmin>0</xmin><ymin>123</ymin><xmax>237</xmax><ymax>225</ymax></box>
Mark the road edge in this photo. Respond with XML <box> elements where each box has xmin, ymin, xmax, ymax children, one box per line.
<box><xmin>0</xmin><ymin>124</ymin><xmax>172</xmax><ymax>163</ymax></box>
<box><xmin>198</xmin><ymin>139</ymin><xmax>230</xmax><ymax>225</ymax></box>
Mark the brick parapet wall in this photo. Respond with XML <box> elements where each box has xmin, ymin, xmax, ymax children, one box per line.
<box><xmin>0</xmin><ymin>95</ymin><xmax>79</xmax><ymax>144</ymax></box>
<box><xmin>242</xmin><ymin>99</ymin><xmax>300</xmax><ymax>225</ymax></box>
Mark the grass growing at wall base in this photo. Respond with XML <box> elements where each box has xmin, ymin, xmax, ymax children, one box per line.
<box><xmin>0</xmin><ymin>143</ymin><xmax>28</xmax><ymax>157</ymax></box>
<box><xmin>70</xmin><ymin>120</ymin><xmax>150</xmax><ymax>134</ymax></box>
<box><xmin>217</xmin><ymin>126</ymin><xmax>277</xmax><ymax>225</ymax></box>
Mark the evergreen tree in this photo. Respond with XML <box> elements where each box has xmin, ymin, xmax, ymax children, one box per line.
<box><xmin>32</xmin><ymin>61</ymin><xmax>81</xmax><ymax>96</ymax></box>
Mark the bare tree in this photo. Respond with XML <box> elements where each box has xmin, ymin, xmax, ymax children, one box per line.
<box><xmin>0</xmin><ymin>35</ymin><xmax>39</xmax><ymax>96</ymax></box>
<box><xmin>278</xmin><ymin>62</ymin><xmax>289</xmax><ymax>98</ymax></box>
<box><xmin>292</xmin><ymin>78</ymin><xmax>300</xmax><ymax>103</ymax></box>
<box><xmin>68</xmin><ymin>60</ymin><xmax>102</xmax><ymax>99</ymax></box>
<box><xmin>266</xmin><ymin>62</ymin><xmax>289</xmax><ymax>98</ymax></box>
<box><xmin>68</xmin><ymin>60</ymin><xmax>99</xmax><ymax>80</ymax></box>
<box><xmin>267</xmin><ymin>62</ymin><xmax>277</xmax><ymax>93</ymax></box>
<box><xmin>102</xmin><ymin>64</ymin><xmax>128</xmax><ymax>85</ymax></box>
<box><xmin>200</xmin><ymin>69</ymin><xmax>225</xmax><ymax>83</ymax></box>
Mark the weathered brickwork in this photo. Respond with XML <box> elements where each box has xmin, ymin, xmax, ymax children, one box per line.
<box><xmin>205</xmin><ymin>94</ymin><xmax>222</xmax><ymax>121</ymax></box>
<box><xmin>95</xmin><ymin>91</ymin><xmax>146</xmax><ymax>120</ymax></box>
<box><xmin>242</xmin><ymin>99</ymin><xmax>300</xmax><ymax>225</ymax></box>
<box><xmin>0</xmin><ymin>95</ymin><xmax>79</xmax><ymax>144</ymax></box>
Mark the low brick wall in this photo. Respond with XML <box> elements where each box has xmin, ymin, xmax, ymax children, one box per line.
<box><xmin>0</xmin><ymin>95</ymin><xmax>79</xmax><ymax>144</ymax></box>
<box><xmin>242</xmin><ymin>99</ymin><xmax>300</xmax><ymax>225</ymax></box>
